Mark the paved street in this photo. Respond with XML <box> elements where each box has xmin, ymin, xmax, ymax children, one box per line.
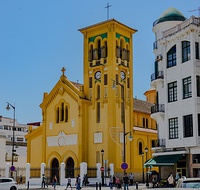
<box><xmin>18</xmin><ymin>183</ymin><xmax>148</xmax><ymax>190</ymax></box>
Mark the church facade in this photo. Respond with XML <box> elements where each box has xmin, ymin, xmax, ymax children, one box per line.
<box><xmin>26</xmin><ymin>19</ymin><xmax>157</xmax><ymax>181</ymax></box>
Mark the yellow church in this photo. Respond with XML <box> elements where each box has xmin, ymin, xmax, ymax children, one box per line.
<box><xmin>26</xmin><ymin>18</ymin><xmax>157</xmax><ymax>182</ymax></box>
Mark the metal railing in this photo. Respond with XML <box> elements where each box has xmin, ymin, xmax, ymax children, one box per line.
<box><xmin>152</xmin><ymin>139</ymin><xmax>166</xmax><ymax>148</ymax></box>
<box><xmin>151</xmin><ymin>71</ymin><xmax>164</xmax><ymax>82</ymax></box>
<box><xmin>151</xmin><ymin>104</ymin><xmax>165</xmax><ymax>114</ymax></box>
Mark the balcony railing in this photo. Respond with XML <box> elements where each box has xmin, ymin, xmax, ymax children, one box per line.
<box><xmin>153</xmin><ymin>41</ymin><xmax>157</xmax><ymax>50</ymax></box>
<box><xmin>152</xmin><ymin>139</ymin><xmax>166</xmax><ymax>148</ymax></box>
<box><xmin>151</xmin><ymin>71</ymin><xmax>164</xmax><ymax>82</ymax></box>
<box><xmin>151</xmin><ymin>104</ymin><xmax>165</xmax><ymax>114</ymax></box>
<box><xmin>5</xmin><ymin>155</ymin><xmax>18</xmax><ymax>162</ymax></box>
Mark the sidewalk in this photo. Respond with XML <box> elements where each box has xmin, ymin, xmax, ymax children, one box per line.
<box><xmin>18</xmin><ymin>183</ymin><xmax>148</xmax><ymax>190</ymax></box>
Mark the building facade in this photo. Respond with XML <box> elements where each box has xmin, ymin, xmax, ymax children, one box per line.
<box><xmin>149</xmin><ymin>7</ymin><xmax>200</xmax><ymax>178</ymax></box>
<box><xmin>26</xmin><ymin>19</ymin><xmax>157</xmax><ymax>181</ymax></box>
<box><xmin>0</xmin><ymin>116</ymin><xmax>28</xmax><ymax>175</ymax></box>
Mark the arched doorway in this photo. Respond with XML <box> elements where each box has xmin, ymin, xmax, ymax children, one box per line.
<box><xmin>51</xmin><ymin>158</ymin><xmax>59</xmax><ymax>182</ymax></box>
<box><xmin>66</xmin><ymin>157</ymin><xmax>75</xmax><ymax>177</ymax></box>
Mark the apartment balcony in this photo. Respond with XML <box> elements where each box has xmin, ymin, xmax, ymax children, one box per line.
<box><xmin>151</xmin><ymin>71</ymin><xmax>164</xmax><ymax>88</ymax></box>
<box><xmin>151</xmin><ymin>104</ymin><xmax>165</xmax><ymax>120</ymax></box>
<box><xmin>152</xmin><ymin>139</ymin><xmax>166</xmax><ymax>148</ymax></box>
<box><xmin>5</xmin><ymin>154</ymin><xmax>18</xmax><ymax>162</ymax></box>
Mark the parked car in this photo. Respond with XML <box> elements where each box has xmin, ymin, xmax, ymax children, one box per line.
<box><xmin>176</xmin><ymin>177</ymin><xmax>200</xmax><ymax>188</ymax></box>
<box><xmin>0</xmin><ymin>177</ymin><xmax>18</xmax><ymax>190</ymax></box>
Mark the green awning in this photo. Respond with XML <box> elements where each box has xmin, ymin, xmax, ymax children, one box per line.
<box><xmin>144</xmin><ymin>154</ymin><xmax>182</xmax><ymax>167</ymax></box>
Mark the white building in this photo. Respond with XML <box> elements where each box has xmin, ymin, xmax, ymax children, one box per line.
<box><xmin>149</xmin><ymin>7</ymin><xmax>200</xmax><ymax>178</ymax></box>
<box><xmin>0</xmin><ymin>116</ymin><xmax>28</xmax><ymax>170</ymax></box>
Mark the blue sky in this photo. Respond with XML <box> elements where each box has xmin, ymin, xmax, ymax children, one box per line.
<box><xmin>0</xmin><ymin>0</ymin><xmax>199</xmax><ymax>124</ymax></box>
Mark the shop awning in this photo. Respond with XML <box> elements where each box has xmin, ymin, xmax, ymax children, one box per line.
<box><xmin>144</xmin><ymin>154</ymin><xmax>182</xmax><ymax>167</ymax></box>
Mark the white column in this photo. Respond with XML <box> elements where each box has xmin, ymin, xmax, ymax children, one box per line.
<box><xmin>80</xmin><ymin>162</ymin><xmax>87</xmax><ymax>186</ymax></box>
<box><xmin>41</xmin><ymin>163</ymin><xmax>46</xmax><ymax>183</ymax></box>
<box><xmin>5</xmin><ymin>163</ymin><xmax>10</xmax><ymax>178</ymax></box>
<box><xmin>26</xmin><ymin>163</ymin><xmax>30</xmax><ymax>186</ymax></box>
<box><xmin>60</xmin><ymin>162</ymin><xmax>65</xmax><ymax>186</ymax></box>
<box><xmin>96</xmin><ymin>163</ymin><xmax>101</xmax><ymax>183</ymax></box>
<box><xmin>109</xmin><ymin>163</ymin><xmax>114</xmax><ymax>176</ymax></box>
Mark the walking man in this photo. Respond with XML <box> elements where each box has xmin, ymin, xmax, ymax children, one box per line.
<box><xmin>123</xmin><ymin>173</ymin><xmax>129</xmax><ymax>190</ymax></box>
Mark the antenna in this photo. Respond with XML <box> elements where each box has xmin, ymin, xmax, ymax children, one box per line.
<box><xmin>105</xmin><ymin>2</ymin><xmax>112</xmax><ymax>20</ymax></box>
<box><xmin>189</xmin><ymin>6</ymin><xmax>200</xmax><ymax>17</ymax></box>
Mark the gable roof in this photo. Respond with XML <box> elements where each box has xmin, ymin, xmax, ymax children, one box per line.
<box><xmin>133</xmin><ymin>98</ymin><xmax>153</xmax><ymax>114</ymax></box>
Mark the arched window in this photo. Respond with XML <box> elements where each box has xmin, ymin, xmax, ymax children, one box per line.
<box><xmin>97</xmin><ymin>85</ymin><xmax>100</xmax><ymax>99</ymax></box>
<box><xmin>55</xmin><ymin>102</ymin><xmax>69</xmax><ymax>123</ymax></box>
<box><xmin>88</xmin><ymin>45</ymin><xmax>93</xmax><ymax>62</ymax></box>
<box><xmin>56</xmin><ymin>107</ymin><xmax>59</xmax><ymax>123</ymax></box>
<box><xmin>143</xmin><ymin>118</ymin><xmax>145</xmax><ymax>127</ymax></box>
<box><xmin>61</xmin><ymin>102</ymin><xmax>64</xmax><ymax>121</ymax></box>
<box><xmin>65</xmin><ymin>106</ymin><xmax>68</xmax><ymax>122</ymax></box>
<box><xmin>182</xmin><ymin>41</ymin><xmax>190</xmax><ymax>63</ymax></box>
<box><xmin>139</xmin><ymin>142</ymin><xmax>143</xmax><ymax>154</ymax></box>
<box><xmin>146</xmin><ymin>118</ymin><xmax>148</xmax><ymax>128</ymax></box>
<box><xmin>167</xmin><ymin>45</ymin><xmax>176</xmax><ymax>68</ymax></box>
<box><xmin>98</xmin><ymin>39</ymin><xmax>101</xmax><ymax>60</ymax></box>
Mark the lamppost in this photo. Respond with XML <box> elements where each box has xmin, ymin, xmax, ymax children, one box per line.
<box><xmin>112</xmin><ymin>80</ymin><xmax>133</xmax><ymax>174</ymax></box>
<box><xmin>145</xmin><ymin>147</ymin><xmax>149</xmax><ymax>187</ymax></box>
<box><xmin>6</xmin><ymin>102</ymin><xmax>16</xmax><ymax>178</ymax></box>
<box><xmin>101</xmin><ymin>149</ymin><xmax>104</xmax><ymax>186</ymax></box>
<box><xmin>141</xmin><ymin>151</ymin><xmax>145</xmax><ymax>183</ymax></box>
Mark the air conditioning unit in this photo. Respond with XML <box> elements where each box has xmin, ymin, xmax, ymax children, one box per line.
<box><xmin>156</xmin><ymin>54</ymin><xmax>162</xmax><ymax>61</ymax></box>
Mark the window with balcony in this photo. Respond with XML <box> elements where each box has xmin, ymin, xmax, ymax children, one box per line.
<box><xmin>168</xmin><ymin>81</ymin><xmax>177</xmax><ymax>102</ymax></box>
<box><xmin>183</xmin><ymin>77</ymin><xmax>192</xmax><ymax>99</ymax></box>
<box><xmin>167</xmin><ymin>45</ymin><xmax>176</xmax><ymax>68</ymax></box>
<box><xmin>183</xmin><ymin>114</ymin><xmax>193</xmax><ymax>138</ymax></box>
<box><xmin>182</xmin><ymin>41</ymin><xmax>191</xmax><ymax>63</ymax></box>
<box><xmin>169</xmin><ymin>117</ymin><xmax>178</xmax><ymax>139</ymax></box>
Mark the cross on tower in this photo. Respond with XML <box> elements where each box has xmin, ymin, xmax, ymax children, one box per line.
<box><xmin>61</xmin><ymin>67</ymin><xmax>66</xmax><ymax>76</ymax></box>
<box><xmin>105</xmin><ymin>2</ymin><xmax>112</xmax><ymax>20</ymax></box>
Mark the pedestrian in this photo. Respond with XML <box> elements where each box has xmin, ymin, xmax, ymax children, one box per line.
<box><xmin>116</xmin><ymin>176</ymin><xmax>121</xmax><ymax>189</ymax></box>
<box><xmin>76</xmin><ymin>174</ymin><xmax>81</xmax><ymax>190</ymax></box>
<box><xmin>129</xmin><ymin>173</ymin><xmax>134</xmax><ymax>185</ymax></box>
<box><xmin>19</xmin><ymin>175</ymin><xmax>23</xmax><ymax>184</ymax></box>
<box><xmin>167</xmin><ymin>173</ymin><xmax>174</xmax><ymax>187</ymax></box>
<box><xmin>52</xmin><ymin>175</ymin><xmax>57</xmax><ymax>189</ymax></box>
<box><xmin>113</xmin><ymin>175</ymin><xmax>116</xmax><ymax>188</ymax></box>
<box><xmin>66</xmin><ymin>177</ymin><xmax>72</xmax><ymax>190</ymax></box>
<box><xmin>175</xmin><ymin>173</ymin><xmax>180</xmax><ymax>182</ymax></box>
<box><xmin>109</xmin><ymin>175</ymin><xmax>113</xmax><ymax>189</ymax></box>
<box><xmin>41</xmin><ymin>174</ymin><xmax>46</xmax><ymax>189</ymax></box>
<box><xmin>123</xmin><ymin>173</ymin><xmax>129</xmax><ymax>190</ymax></box>
<box><xmin>83</xmin><ymin>174</ymin><xmax>89</xmax><ymax>186</ymax></box>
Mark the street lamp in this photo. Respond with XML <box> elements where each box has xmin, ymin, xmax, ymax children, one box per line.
<box><xmin>112</xmin><ymin>80</ymin><xmax>133</xmax><ymax>174</ymax></box>
<box><xmin>101</xmin><ymin>149</ymin><xmax>104</xmax><ymax>186</ymax></box>
<box><xmin>145</xmin><ymin>147</ymin><xmax>149</xmax><ymax>187</ymax></box>
<box><xmin>141</xmin><ymin>151</ymin><xmax>145</xmax><ymax>183</ymax></box>
<box><xmin>6</xmin><ymin>102</ymin><xmax>16</xmax><ymax>178</ymax></box>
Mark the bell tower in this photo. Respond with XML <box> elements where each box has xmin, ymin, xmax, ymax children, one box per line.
<box><xmin>79</xmin><ymin>19</ymin><xmax>137</xmax><ymax>172</ymax></box>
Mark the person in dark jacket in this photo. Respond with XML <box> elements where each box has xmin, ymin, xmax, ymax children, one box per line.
<box><xmin>123</xmin><ymin>173</ymin><xmax>129</xmax><ymax>190</ymax></box>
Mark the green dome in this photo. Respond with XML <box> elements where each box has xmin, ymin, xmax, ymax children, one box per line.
<box><xmin>153</xmin><ymin>7</ymin><xmax>186</xmax><ymax>26</ymax></box>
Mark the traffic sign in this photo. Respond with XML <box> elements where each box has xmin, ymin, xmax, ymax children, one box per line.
<box><xmin>121</xmin><ymin>162</ymin><xmax>128</xmax><ymax>170</ymax></box>
<box><xmin>100</xmin><ymin>166</ymin><xmax>104</xmax><ymax>171</ymax></box>
<box><xmin>10</xmin><ymin>165</ymin><xmax>15</xmax><ymax>171</ymax></box>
